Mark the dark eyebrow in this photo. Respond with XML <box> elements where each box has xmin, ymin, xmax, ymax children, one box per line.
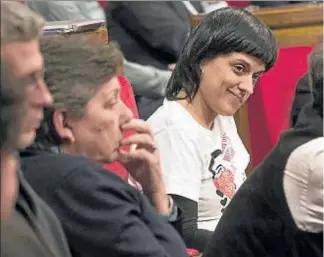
<box><xmin>233</xmin><ymin>59</ymin><xmax>251</xmax><ymax>69</ymax></box>
<box><xmin>232</xmin><ymin>59</ymin><xmax>266</xmax><ymax>74</ymax></box>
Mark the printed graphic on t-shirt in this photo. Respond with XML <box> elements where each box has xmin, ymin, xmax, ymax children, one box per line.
<box><xmin>208</xmin><ymin>133</ymin><xmax>236</xmax><ymax>212</ymax></box>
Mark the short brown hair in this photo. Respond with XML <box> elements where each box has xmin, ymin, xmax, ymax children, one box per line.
<box><xmin>1</xmin><ymin>2</ymin><xmax>44</xmax><ymax>45</ymax></box>
<box><xmin>35</xmin><ymin>35</ymin><xmax>122</xmax><ymax>146</ymax></box>
<box><xmin>40</xmin><ymin>35</ymin><xmax>122</xmax><ymax>117</ymax></box>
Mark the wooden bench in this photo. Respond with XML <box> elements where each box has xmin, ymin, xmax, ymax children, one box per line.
<box><xmin>44</xmin><ymin>20</ymin><xmax>108</xmax><ymax>41</ymax></box>
<box><xmin>190</xmin><ymin>4</ymin><xmax>323</xmax><ymax>48</ymax></box>
<box><xmin>78</xmin><ymin>26</ymin><xmax>109</xmax><ymax>45</ymax></box>
<box><xmin>189</xmin><ymin>3</ymin><xmax>323</xmax><ymax>173</ymax></box>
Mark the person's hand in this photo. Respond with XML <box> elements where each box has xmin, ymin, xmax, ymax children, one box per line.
<box><xmin>118</xmin><ymin>119</ymin><xmax>170</xmax><ymax>214</ymax></box>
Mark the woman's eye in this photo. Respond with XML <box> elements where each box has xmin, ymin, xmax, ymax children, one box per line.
<box><xmin>253</xmin><ymin>73</ymin><xmax>261</xmax><ymax>82</ymax></box>
<box><xmin>234</xmin><ymin>65</ymin><xmax>244</xmax><ymax>73</ymax></box>
<box><xmin>104</xmin><ymin>100</ymin><xmax>117</xmax><ymax>109</ymax></box>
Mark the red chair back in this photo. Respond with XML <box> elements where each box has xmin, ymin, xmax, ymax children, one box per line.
<box><xmin>248</xmin><ymin>46</ymin><xmax>312</xmax><ymax>168</ymax></box>
<box><xmin>98</xmin><ymin>1</ymin><xmax>107</xmax><ymax>10</ymax></box>
<box><xmin>227</xmin><ymin>1</ymin><xmax>250</xmax><ymax>7</ymax></box>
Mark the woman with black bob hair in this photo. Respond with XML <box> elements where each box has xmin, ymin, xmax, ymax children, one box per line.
<box><xmin>147</xmin><ymin>7</ymin><xmax>277</xmax><ymax>251</ymax></box>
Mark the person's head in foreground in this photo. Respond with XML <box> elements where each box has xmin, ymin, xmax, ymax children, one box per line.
<box><xmin>166</xmin><ymin>7</ymin><xmax>277</xmax><ymax>126</ymax></box>
<box><xmin>1</xmin><ymin>1</ymin><xmax>53</xmax><ymax>150</ymax></box>
<box><xmin>0</xmin><ymin>61</ymin><xmax>25</xmax><ymax>222</ymax></box>
<box><xmin>32</xmin><ymin>36</ymin><xmax>134</xmax><ymax>164</ymax></box>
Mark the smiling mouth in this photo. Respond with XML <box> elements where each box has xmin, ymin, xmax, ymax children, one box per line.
<box><xmin>228</xmin><ymin>90</ymin><xmax>243</xmax><ymax>103</ymax></box>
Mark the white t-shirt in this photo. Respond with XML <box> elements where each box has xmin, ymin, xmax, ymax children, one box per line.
<box><xmin>147</xmin><ymin>100</ymin><xmax>249</xmax><ymax>231</ymax></box>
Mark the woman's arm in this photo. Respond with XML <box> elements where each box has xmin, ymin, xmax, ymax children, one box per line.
<box><xmin>171</xmin><ymin>194</ymin><xmax>213</xmax><ymax>252</ymax></box>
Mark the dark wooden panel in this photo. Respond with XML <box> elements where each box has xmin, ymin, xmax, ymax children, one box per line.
<box><xmin>251</xmin><ymin>4</ymin><xmax>323</xmax><ymax>29</ymax></box>
<box><xmin>73</xmin><ymin>26</ymin><xmax>109</xmax><ymax>45</ymax></box>
<box><xmin>190</xmin><ymin>4</ymin><xmax>323</xmax><ymax>48</ymax></box>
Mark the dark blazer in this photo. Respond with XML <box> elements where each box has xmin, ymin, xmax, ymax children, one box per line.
<box><xmin>204</xmin><ymin>103</ymin><xmax>323</xmax><ymax>257</ymax></box>
<box><xmin>21</xmin><ymin>152</ymin><xmax>188</xmax><ymax>257</ymax></box>
<box><xmin>1</xmin><ymin>171</ymin><xmax>72</xmax><ymax>257</ymax></box>
<box><xmin>1</xmin><ymin>211</ymin><xmax>56</xmax><ymax>257</ymax></box>
<box><xmin>106</xmin><ymin>1</ymin><xmax>203</xmax><ymax>69</ymax></box>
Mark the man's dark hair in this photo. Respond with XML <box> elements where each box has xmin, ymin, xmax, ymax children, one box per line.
<box><xmin>165</xmin><ymin>7</ymin><xmax>277</xmax><ymax>101</ymax></box>
<box><xmin>309</xmin><ymin>45</ymin><xmax>323</xmax><ymax>117</ymax></box>
<box><xmin>0</xmin><ymin>60</ymin><xmax>24</xmax><ymax>152</ymax></box>
<box><xmin>34</xmin><ymin>35</ymin><xmax>121</xmax><ymax>147</ymax></box>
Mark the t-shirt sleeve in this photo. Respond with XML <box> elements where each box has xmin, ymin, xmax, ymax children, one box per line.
<box><xmin>53</xmin><ymin>162</ymin><xmax>188</xmax><ymax>257</ymax></box>
<box><xmin>154</xmin><ymin>127</ymin><xmax>203</xmax><ymax>202</ymax></box>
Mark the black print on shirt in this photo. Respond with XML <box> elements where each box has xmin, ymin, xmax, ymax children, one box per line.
<box><xmin>208</xmin><ymin>149</ymin><xmax>222</xmax><ymax>176</ymax></box>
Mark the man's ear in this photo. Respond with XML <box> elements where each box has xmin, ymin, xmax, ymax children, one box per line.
<box><xmin>52</xmin><ymin>111</ymin><xmax>75</xmax><ymax>144</ymax></box>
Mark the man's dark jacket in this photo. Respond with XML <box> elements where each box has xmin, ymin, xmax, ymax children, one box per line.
<box><xmin>0</xmin><ymin>171</ymin><xmax>72</xmax><ymax>257</ymax></box>
<box><xmin>204</xmin><ymin>103</ymin><xmax>323</xmax><ymax>257</ymax></box>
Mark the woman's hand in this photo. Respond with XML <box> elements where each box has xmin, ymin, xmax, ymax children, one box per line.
<box><xmin>118</xmin><ymin>119</ymin><xmax>170</xmax><ymax>214</ymax></box>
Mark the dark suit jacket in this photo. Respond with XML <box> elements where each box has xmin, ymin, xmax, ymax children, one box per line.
<box><xmin>1</xmin><ymin>172</ymin><xmax>71</xmax><ymax>257</ymax></box>
<box><xmin>21</xmin><ymin>152</ymin><xmax>188</xmax><ymax>257</ymax></box>
<box><xmin>106</xmin><ymin>1</ymin><xmax>203</xmax><ymax>69</ymax></box>
<box><xmin>1</xmin><ymin>211</ymin><xmax>55</xmax><ymax>257</ymax></box>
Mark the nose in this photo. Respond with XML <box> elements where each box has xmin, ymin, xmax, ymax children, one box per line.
<box><xmin>35</xmin><ymin>79</ymin><xmax>53</xmax><ymax>106</ymax></box>
<box><xmin>238</xmin><ymin>75</ymin><xmax>254</xmax><ymax>96</ymax></box>
<box><xmin>120</xmin><ymin>100</ymin><xmax>134</xmax><ymax>125</ymax></box>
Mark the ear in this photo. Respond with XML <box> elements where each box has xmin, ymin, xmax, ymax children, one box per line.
<box><xmin>52</xmin><ymin>111</ymin><xmax>75</xmax><ymax>144</ymax></box>
<box><xmin>200</xmin><ymin>60</ymin><xmax>207</xmax><ymax>74</ymax></box>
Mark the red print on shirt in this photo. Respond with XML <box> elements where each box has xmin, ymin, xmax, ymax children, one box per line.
<box><xmin>222</xmin><ymin>133</ymin><xmax>235</xmax><ymax>162</ymax></box>
<box><xmin>213</xmin><ymin>168</ymin><xmax>235</xmax><ymax>199</ymax></box>
<box><xmin>208</xmin><ymin>133</ymin><xmax>236</xmax><ymax>199</ymax></box>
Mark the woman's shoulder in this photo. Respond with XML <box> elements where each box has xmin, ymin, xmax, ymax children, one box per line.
<box><xmin>147</xmin><ymin>100</ymin><xmax>199</xmax><ymax>134</ymax></box>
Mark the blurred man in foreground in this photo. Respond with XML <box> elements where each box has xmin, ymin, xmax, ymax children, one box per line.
<box><xmin>1</xmin><ymin>2</ymin><xmax>71</xmax><ymax>257</ymax></box>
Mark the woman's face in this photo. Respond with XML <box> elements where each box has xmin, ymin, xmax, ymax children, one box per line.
<box><xmin>63</xmin><ymin>76</ymin><xmax>133</xmax><ymax>163</ymax></box>
<box><xmin>197</xmin><ymin>52</ymin><xmax>266</xmax><ymax>116</ymax></box>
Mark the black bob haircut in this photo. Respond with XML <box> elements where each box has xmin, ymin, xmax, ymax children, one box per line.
<box><xmin>166</xmin><ymin>7</ymin><xmax>278</xmax><ymax>101</ymax></box>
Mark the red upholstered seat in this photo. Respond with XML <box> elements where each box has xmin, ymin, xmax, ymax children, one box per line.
<box><xmin>248</xmin><ymin>46</ymin><xmax>312</xmax><ymax>168</ymax></box>
<box><xmin>186</xmin><ymin>248</ymin><xmax>201</xmax><ymax>256</ymax></box>
<box><xmin>98</xmin><ymin>1</ymin><xmax>107</xmax><ymax>10</ymax></box>
<box><xmin>227</xmin><ymin>1</ymin><xmax>251</xmax><ymax>7</ymax></box>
